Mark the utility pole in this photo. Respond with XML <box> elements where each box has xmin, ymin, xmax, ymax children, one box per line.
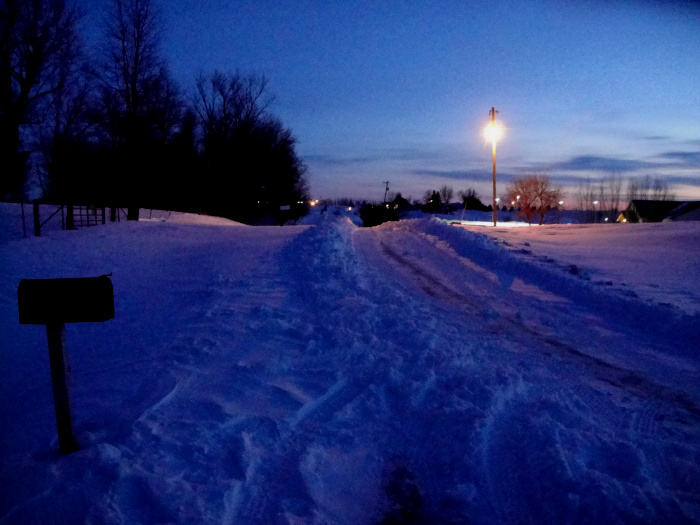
<box><xmin>383</xmin><ymin>181</ymin><xmax>390</xmax><ymax>203</ymax></box>
<box><xmin>490</xmin><ymin>107</ymin><xmax>499</xmax><ymax>227</ymax></box>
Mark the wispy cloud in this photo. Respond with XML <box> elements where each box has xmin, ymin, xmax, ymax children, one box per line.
<box><xmin>305</xmin><ymin>147</ymin><xmax>444</xmax><ymax>167</ymax></box>
<box><xmin>654</xmin><ymin>174</ymin><xmax>700</xmax><ymax>186</ymax></box>
<box><xmin>547</xmin><ymin>156</ymin><xmax>652</xmax><ymax>172</ymax></box>
<box><xmin>411</xmin><ymin>169</ymin><xmax>475</xmax><ymax>179</ymax></box>
<box><xmin>656</xmin><ymin>151</ymin><xmax>700</xmax><ymax>168</ymax></box>
<box><xmin>305</xmin><ymin>154</ymin><xmax>376</xmax><ymax>166</ymax></box>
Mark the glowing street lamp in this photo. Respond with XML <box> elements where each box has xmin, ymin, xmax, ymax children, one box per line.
<box><xmin>484</xmin><ymin>107</ymin><xmax>503</xmax><ymax>226</ymax></box>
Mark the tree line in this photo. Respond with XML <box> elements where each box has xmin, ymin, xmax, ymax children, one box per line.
<box><xmin>576</xmin><ymin>174</ymin><xmax>675</xmax><ymax>223</ymax></box>
<box><xmin>0</xmin><ymin>0</ymin><xmax>309</xmax><ymax>223</ymax></box>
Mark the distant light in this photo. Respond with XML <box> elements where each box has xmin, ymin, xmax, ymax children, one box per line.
<box><xmin>593</xmin><ymin>201</ymin><xmax>599</xmax><ymax>206</ymax></box>
<box><xmin>495</xmin><ymin>197</ymin><xmax>500</xmax><ymax>203</ymax></box>
<box><xmin>348</xmin><ymin>206</ymin><xmax>353</xmax><ymax>211</ymax></box>
<box><xmin>484</xmin><ymin>121</ymin><xmax>503</xmax><ymax>144</ymax></box>
<box><xmin>310</xmin><ymin>201</ymin><xmax>316</xmax><ymax>206</ymax></box>
<box><xmin>558</xmin><ymin>200</ymin><xmax>564</xmax><ymax>205</ymax></box>
<box><xmin>604</xmin><ymin>217</ymin><xmax>609</xmax><ymax>222</ymax></box>
<box><xmin>516</xmin><ymin>195</ymin><xmax>520</xmax><ymax>200</ymax></box>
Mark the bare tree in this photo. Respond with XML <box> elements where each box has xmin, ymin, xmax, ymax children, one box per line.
<box><xmin>639</xmin><ymin>175</ymin><xmax>651</xmax><ymax>200</ymax></box>
<box><xmin>576</xmin><ymin>178</ymin><xmax>595</xmax><ymax>222</ymax></box>
<box><xmin>597</xmin><ymin>179</ymin><xmax>608</xmax><ymax>221</ymax></box>
<box><xmin>39</xmin><ymin>64</ymin><xmax>95</xmax><ymax>199</ymax></box>
<box><xmin>97</xmin><ymin>0</ymin><xmax>163</xmax><ymax>139</ymax></box>
<box><xmin>95</xmin><ymin>0</ymin><xmax>182</xmax><ymax>218</ymax></box>
<box><xmin>192</xmin><ymin>70</ymin><xmax>307</xmax><ymax>222</ymax></box>
<box><xmin>606</xmin><ymin>172</ymin><xmax>623</xmax><ymax>218</ymax></box>
<box><xmin>505</xmin><ymin>173</ymin><xmax>565</xmax><ymax>225</ymax></box>
<box><xmin>194</xmin><ymin>70</ymin><xmax>271</xmax><ymax>145</ymax></box>
<box><xmin>439</xmin><ymin>184</ymin><xmax>454</xmax><ymax>208</ymax></box>
<box><xmin>595</xmin><ymin>174</ymin><xmax>622</xmax><ymax>222</ymax></box>
<box><xmin>0</xmin><ymin>0</ymin><xmax>81</xmax><ymax>200</ymax></box>
<box><xmin>626</xmin><ymin>176</ymin><xmax>639</xmax><ymax>203</ymax></box>
<box><xmin>651</xmin><ymin>176</ymin><xmax>675</xmax><ymax>201</ymax></box>
<box><xmin>627</xmin><ymin>175</ymin><xmax>675</xmax><ymax>203</ymax></box>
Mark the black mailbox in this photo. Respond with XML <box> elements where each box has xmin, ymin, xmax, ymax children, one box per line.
<box><xmin>18</xmin><ymin>275</ymin><xmax>114</xmax><ymax>325</ymax></box>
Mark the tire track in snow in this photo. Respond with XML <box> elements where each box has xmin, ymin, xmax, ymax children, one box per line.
<box><xmin>354</xmin><ymin>220</ymin><xmax>700</xmax><ymax>523</ymax></box>
<box><xmin>365</xmin><ymin>223</ymin><xmax>700</xmax><ymax>420</ymax></box>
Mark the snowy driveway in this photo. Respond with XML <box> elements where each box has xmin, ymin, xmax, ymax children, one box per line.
<box><xmin>348</xmin><ymin>220</ymin><xmax>699</xmax><ymax>523</ymax></box>
<box><xmin>1</xmin><ymin>213</ymin><xmax>698</xmax><ymax>524</ymax></box>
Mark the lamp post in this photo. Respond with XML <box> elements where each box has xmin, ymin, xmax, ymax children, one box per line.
<box><xmin>485</xmin><ymin>108</ymin><xmax>502</xmax><ymax>226</ymax></box>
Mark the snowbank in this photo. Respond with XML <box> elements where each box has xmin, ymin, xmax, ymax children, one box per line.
<box><xmin>1</xmin><ymin>209</ymin><xmax>698</xmax><ymax>524</ymax></box>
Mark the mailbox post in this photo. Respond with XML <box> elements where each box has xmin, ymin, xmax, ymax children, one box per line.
<box><xmin>18</xmin><ymin>275</ymin><xmax>114</xmax><ymax>454</ymax></box>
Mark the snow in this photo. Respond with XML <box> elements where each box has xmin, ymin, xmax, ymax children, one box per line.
<box><xmin>1</xmin><ymin>203</ymin><xmax>699</xmax><ymax>524</ymax></box>
<box><xmin>455</xmin><ymin>221</ymin><xmax>700</xmax><ymax>315</ymax></box>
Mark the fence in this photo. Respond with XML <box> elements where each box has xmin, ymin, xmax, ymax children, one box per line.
<box><xmin>0</xmin><ymin>204</ymin><xmax>180</xmax><ymax>243</ymax></box>
<box><xmin>19</xmin><ymin>203</ymin><xmax>131</xmax><ymax>239</ymax></box>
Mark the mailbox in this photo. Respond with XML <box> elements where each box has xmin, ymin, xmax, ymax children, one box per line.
<box><xmin>18</xmin><ymin>275</ymin><xmax>114</xmax><ymax>325</ymax></box>
<box><xmin>17</xmin><ymin>274</ymin><xmax>114</xmax><ymax>454</ymax></box>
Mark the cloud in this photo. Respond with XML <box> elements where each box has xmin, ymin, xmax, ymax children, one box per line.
<box><xmin>644</xmin><ymin>135</ymin><xmax>670</xmax><ymax>141</ymax></box>
<box><xmin>410</xmin><ymin>169</ymin><xmax>479</xmax><ymax>180</ymax></box>
<box><xmin>656</xmin><ymin>151</ymin><xmax>700</xmax><ymax>168</ymax></box>
<box><xmin>305</xmin><ymin>147</ymin><xmax>443</xmax><ymax>167</ymax></box>
<box><xmin>654</xmin><ymin>174</ymin><xmax>700</xmax><ymax>186</ymax></box>
<box><xmin>305</xmin><ymin>154</ymin><xmax>376</xmax><ymax>166</ymax></box>
<box><xmin>547</xmin><ymin>156</ymin><xmax>652</xmax><ymax>172</ymax></box>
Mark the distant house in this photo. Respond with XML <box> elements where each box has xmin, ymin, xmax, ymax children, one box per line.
<box><xmin>664</xmin><ymin>201</ymin><xmax>700</xmax><ymax>222</ymax></box>
<box><xmin>617</xmin><ymin>200</ymin><xmax>700</xmax><ymax>223</ymax></box>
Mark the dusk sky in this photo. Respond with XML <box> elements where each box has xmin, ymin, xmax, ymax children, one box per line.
<box><xmin>83</xmin><ymin>0</ymin><xmax>700</xmax><ymax>202</ymax></box>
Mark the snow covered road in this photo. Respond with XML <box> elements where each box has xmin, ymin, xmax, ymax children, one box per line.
<box><xmin>1</xmin><ymin>210</ymin><xmax>699</xmax><ymax>524</ymax></box>
<box><xmin>349</xmin><ymin>220</ymin><xmax>700</xmax><ymax>523</ymax></box>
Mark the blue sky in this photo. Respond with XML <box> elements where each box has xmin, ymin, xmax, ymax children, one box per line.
<box><xmin>85</xmin><ymin>0</ymin><xmax>700</xmax><ymax>202</ymax></box>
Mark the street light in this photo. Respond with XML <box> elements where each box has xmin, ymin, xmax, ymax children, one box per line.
<box><xmin>484</xmin><ymin>107</ymin><xmax>503</xmax><ymax>226</ymax></box>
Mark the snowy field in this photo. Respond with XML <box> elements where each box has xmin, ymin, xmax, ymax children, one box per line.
<box><xmin>1</xmin><ymin>203</ymin><xmax>699</xmax><ymax>524</ymax></box>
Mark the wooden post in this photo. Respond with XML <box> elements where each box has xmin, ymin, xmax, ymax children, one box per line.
<box><xmin>18</xmin><ymin>276</ymin><xmax>114</xmax><ymax>455</ymax></box>
<box><xmin>33</xmin><ymin>201</ymin><xmax>40</xmax><ymax>237</ymax></box>
<box><xmin>21</xmin><ymin>202</ymin><xmax>27</xmax><ymax>238</ymax></box>
<box><xmin>45</xmin><ymin>323</ymin><xmax>78</xmax><ymax>454</ymax></box>
<box><xmin>66</xmin><ymin>205</ymin><xmax>74</xmax><ymax>230</ymax></box>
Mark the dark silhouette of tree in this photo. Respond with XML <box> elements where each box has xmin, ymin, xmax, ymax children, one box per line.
<box><xmin>39</xmin><ymin>57</ymin><xmax>98</xmax><ymax>202</ymax></box>
<box><xmin>505</xmin><ymin>173</ymin><xmax>565</xmax><ymax>225</ymax></box>
<box><xmin>3</xmin><ymin>1</ymin><xmax>308</xmax><ymax>221</ymax></box>
<box><xmin>194</xmin><ymin>70</ymin><xmax>308</xmax><ymax>223</ymax></box>
<box><xmin>94</xmin><ymin>0</ymin><xmax>180</xmax><ymax>218</ymax></box>
<box><xmin>458</xmin><ymin>188</ymin><xmax>488</xmax><ymax>211</ymax></box>
<box><xmin>0</xmin><ymin>0</ymin><xmax>81</xmax><ymax>200</ymax></box>
<box><xmin>439</xmin><ymin>185</ymin><xmax>454</xmax><ymax>208</ymax></box>
<box><xmin>422</xmin><ymin>190</ymin><xmax>441</xmax><ymax>213</ymax></box>
<box><xmin>390</xmin><ymin>192</ymin><xmax>410</xmax><ymax>211</ymax></box>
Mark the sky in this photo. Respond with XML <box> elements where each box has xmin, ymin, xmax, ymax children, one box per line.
<box><xmin>81</xmin><ymin>0</ymin><xmax>700</xmax><ymax>203</ymax></box>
